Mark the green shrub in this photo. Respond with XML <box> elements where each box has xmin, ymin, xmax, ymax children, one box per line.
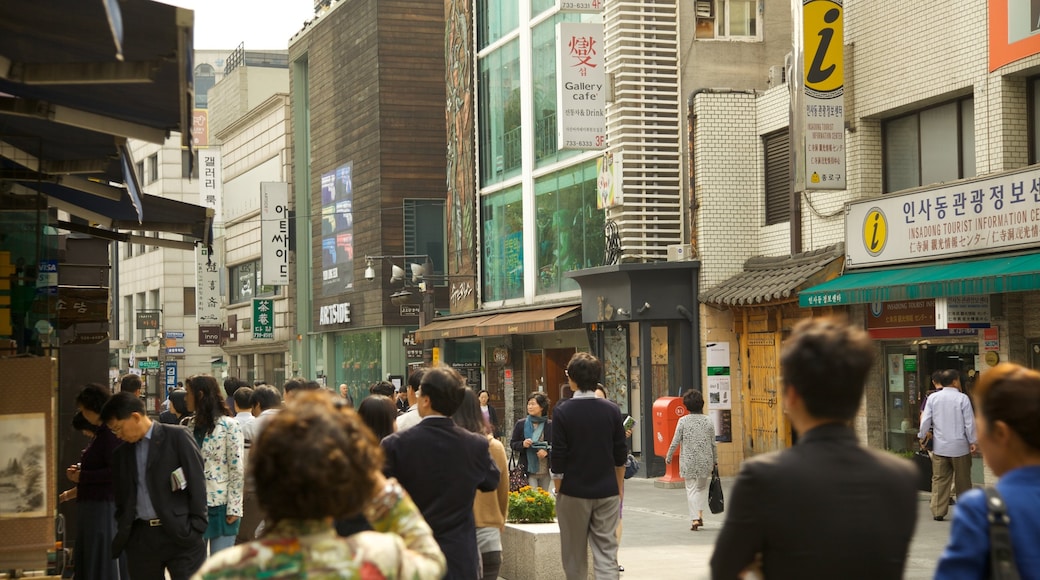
<box><xmin>507</xmin><ymin>485</ymin><xmax>556</xmax><ymax>523</ymax></box>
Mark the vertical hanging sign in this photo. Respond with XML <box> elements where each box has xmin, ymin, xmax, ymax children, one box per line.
<box><xmin>260</xmin><ymin>182</ymin><xmax>290</xmax><ymax>286</ymax></box>
<box><xmin>195</xmin><ymin>245</ymin><xmax>221</xmax><ymax>326</ymax></box>
<box><xmin>557</xmin><ymin>22</ymin><xmax>606</xmax><ymax>150</ymax></box>
<box><xmin>253</xmin><ymin>299</ymin><xmax>274</xmax><ymax>339</ymax></box>
<box><xmin>800</xmin><ymin>0</ymin><xmax>846</xmax><ymax>190</ymax></box>
<box><xmin>199</xmin><ymin>149</ymin><xmax>223</xmax><ymax>214</ymax></box>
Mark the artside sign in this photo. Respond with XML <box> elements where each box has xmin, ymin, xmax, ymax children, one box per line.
<box><xmin>319</xmin><ymin>302</ymin><xmax>352</xmax><ymax>326</ymax></box>
<box><xmin>260</xmin><ymin>182</ymin><xmax>290</xmax><ymax>285</ymax></box>
<box><xmin>845</xmin><ymin>165</ymin><xmax>1040</xmax><ymax>268</ymax></box>
<box><xmin>797</xmin><ymin>0</ymin><xmax>846</xmax><ymax>190</ymax></box>
<box><xmin>557</xmin><ymin>22</ymin><xmax>605</xmax><ymax>150</ymax></box>
<box><xmin>253</xmin><ymin>299</ymin><xmax>274</xmax><ymax>339</ymax></box>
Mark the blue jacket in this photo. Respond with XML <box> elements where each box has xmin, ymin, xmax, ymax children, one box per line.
<box><xmin>935</xmin><ymin>465</ymin><xmax>1040</xmax><ymax>579</ymax></box>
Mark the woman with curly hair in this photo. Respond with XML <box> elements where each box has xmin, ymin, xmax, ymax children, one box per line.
<box><xmin>193</xmin><ymin>391</ymin><xmax>445</xmax><ymax>579</ymax></box>
<box><xmin>184</xmin><ymin>374</ymin><xmax>244</xmax><ymax>555</ymax></box>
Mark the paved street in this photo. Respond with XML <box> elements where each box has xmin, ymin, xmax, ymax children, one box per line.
<box><xmin>616</xmin><ymin>475</ymin><xmax>949</xmax><ymax>579</ymax></box>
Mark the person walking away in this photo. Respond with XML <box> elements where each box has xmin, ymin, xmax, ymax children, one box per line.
<box><xmin>711</xmin><ymin>317</ymin><xmax>918</xmax><ymax>580</ymax></box>
<box><xmin>918</xmin><ymin>368</ymin><xmax>977</xmax><ymax>521</ymax></box>
<box><xmin>510</xmin><ymin>392</ymin><xmax>553</xmax><ymax>491</ymax></box>
<box><xmin>666</xmin><ymin>389</ymin><xmax>717</xmax><ymax>531</ymax></box>
<box><xmin>381</xmin><ymin>366</ymin><xmax>500</xmax><ymax>580</ymax></box>
<box><xmin>395</xmin><ymin>369</ymin><xmax>425</xmax><ymax>433</ymax></box>
<box><xmin>551</xmin><ymin>352</ymin><xmax>628</xmax><ymax>580</ymax></box>
<box><xmin>454</xmin><ymin>389</ymin><xmax>509</xmax><ymax>580</ymax></box>
<box><xmin>934</xmin><ymin>363</ymin><xmax>1040</xmax><ymax>579</ymax></box>
<box><xmin>184</xmin><ymin>375</ymin><xmax>245</xmax><ymax>554</ymax></box>
<box><xmin>101</xmin><ymin>391</ymin><xmax>208</xmax><ymax>580</ymax></box>
<box><xmin>67</xmin><ymin>384</ymin><xmax>128</xmax><ymax>580</ymax></box>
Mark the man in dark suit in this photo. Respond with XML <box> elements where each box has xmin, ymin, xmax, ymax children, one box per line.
<box><xmin>711</xmin><ymin>318</ymin><xmax>919</xmax><ymax>580</ymax></box>
<box><xmin>381</xmin><ymin>366</ymin><xmax>500</xmax><ymax>580</ymax></box>
<box><xmin>101</xmin><ymin>391</ymin><xmax>207</xmax><ymax>580</ymax></box>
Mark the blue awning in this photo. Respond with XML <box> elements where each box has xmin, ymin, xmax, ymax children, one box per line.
<box><xmin>799</xmin><ymin>253</ymin><xmax>1040</xmax><ymax>308</ymax></box>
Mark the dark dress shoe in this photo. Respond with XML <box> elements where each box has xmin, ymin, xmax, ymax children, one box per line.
<box><xmin>934</xmin><ymin>516</ymin><xmax>944</xmax><ymax>521</ymax></box>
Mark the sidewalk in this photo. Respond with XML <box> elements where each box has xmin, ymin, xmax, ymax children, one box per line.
<box><xmin>617</xmin><ymin>476</ymin><xmax>948</xmax><ymax>579</ymax></box>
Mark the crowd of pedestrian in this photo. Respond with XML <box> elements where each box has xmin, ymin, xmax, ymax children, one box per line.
<box><xmin>55</xmin><ymin>317</ymin><xmax>1040</xmax><ymax>579</ymax></box>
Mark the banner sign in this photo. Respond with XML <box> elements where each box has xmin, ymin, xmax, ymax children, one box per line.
<box><xmin>596</xmin><ymin>151</ymin><xmax>622</xmax><ymax>208</ymax></box>
<box><xmin>199</xmin><ymin>149</ymin><xmax>222</xmax><ymax>212</ymax></box>
<box><xmin>800</xmin><ymin>0</ymin><xmax>846</xmax><ymax>190</ymax></box>
<box><xmin>198</xmin><ymin>325</ymin><xmax>222</xmax><ymax>346</ymax></box>
<box><xmin>935</xmin><ymin>296</ymin><xmax>991</xmax><ymax>330</ymax></box>
<box><xmin>260</xmin><ymin>182</ymin><xmax>290</xmax><ymax>285</ymax></box>
<box><xmin>195</xmin><ymin>245</ymin><xmax>221</xmax><ymax>326</ymax></box>
<box><xmin>845</xmin><ymin>165</ymin><xmax>1040</xmax><ymax>268</ymax></box>
<box><xmin>557</xmin><ymin>22</ymin><xmax>606</xmax><ymax>150</ymax></box>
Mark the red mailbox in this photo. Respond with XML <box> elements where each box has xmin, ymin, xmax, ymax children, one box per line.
<box><xmin>653</xmin><ymin>396</ymin><xmax>688</xmax><ymax>483</ymax></box>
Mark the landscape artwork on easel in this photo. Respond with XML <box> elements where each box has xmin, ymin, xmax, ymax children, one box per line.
<box><xmin>0</xmin><ymin>413</ymin><xmax>46</xmax><ymax>518</ymax></box>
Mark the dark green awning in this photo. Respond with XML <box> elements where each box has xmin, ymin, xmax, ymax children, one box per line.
<box><xmin>799</xmin><ymin>253</ymin><xmax>1040</xmax><ymax>308</ymax></box>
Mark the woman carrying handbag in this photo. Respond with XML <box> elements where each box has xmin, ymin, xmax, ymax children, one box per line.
<box><xmin>510</xmin><ymin>393</ymin><xmax>553</xmax><ymax>492</ymax></box>
<box><xmin>665</xmin><ymin>389</ymin><xmax>717</xmax><ymax>531</ymax></box>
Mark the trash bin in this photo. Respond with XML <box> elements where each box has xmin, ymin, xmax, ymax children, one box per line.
<box><xmin>652</xmin><ymin>396</ymin><xmax>688</xmax><ymax>483</ymax></box>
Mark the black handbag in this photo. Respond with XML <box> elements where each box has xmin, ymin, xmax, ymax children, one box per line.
<box><xmin>708</xmin><ymin>465</ymin><xmax>724</xmax><ymax>514</ymax></box>
<box><xmin>508</xmin><ymin>451</ymin><xmax>527</xmax><ymax>492</ymax></box>
<box><xmin>912</xmin><ymin>449</ymin><xmax>932</xmax><ymax>492</ymax></box>
<box><xmin>624</xmin><ymin>453</ymin><xmax>640</xmax><ymax>479</ymax></box>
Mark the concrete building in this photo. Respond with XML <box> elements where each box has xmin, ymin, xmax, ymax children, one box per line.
<box><xmin>695</xmin><ymin>0</ymin><xmax>1040</xmax><ymax>482</ymax></box>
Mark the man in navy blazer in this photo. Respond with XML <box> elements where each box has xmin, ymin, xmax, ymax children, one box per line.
<box><xmin>102</xmin><ymin>391</ymin><xmax>208</xmax><ymax>580</ymax></box>
<box><xmin>382</xmin><ymin>366</ymin><xmax>500</xmax><ymax>580</ymax></box>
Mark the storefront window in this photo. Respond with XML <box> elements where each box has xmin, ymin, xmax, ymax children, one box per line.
<box><xmin>229</xmin><ymin>259</ymin><xmax>279</xmax><ymax>304</ymax></box>
<box><xmin>477</xmin><ymin>0</ymin><xmax>519</xmax><ymax>49</ymax></box>
<box><xmin>534</xmin><ymin>161</ymin><xmax>606</xmax><ymax>294</ymax></box>
<box><xmin>602</xmin><ymin>325</ymin><xmax>629</xmax><ymax>413</ymax></box>
<box><xmin>337</xmin><ymin>331</ymin><xmax>383</xmax><ymax>404</ymax></box>
<box><xmin>482</xmin><ymin>186</ymin><xmax>524</xmax><ymax>301</ymax></box>
<box><xmin>479</xmin><ymin>41</ymin><xmax>522</xmax><ymax>187</ymax></box>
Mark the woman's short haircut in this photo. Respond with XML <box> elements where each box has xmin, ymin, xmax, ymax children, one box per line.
<box><xmin>528</xmin><ymin>392</ymin><xmax>549</xmax><ymax>416</ymax></box>
<box><xmin>252</xmin><ymin>391</ymin><xmax>382</xmax><ymax>523</ymax></box>
<box><xmin>357</xmin><ymin>395</ymin><xmax>397</xmax><ymax>441</ymax></box>
<box><xmin>973</xmin><ymin>363</ymin><xmax>1040</xmax><ymax>452</ymax></box>
<box><xmin>682</xmin><ymin>389</ymin><xmax>704</xmax><ymax>413</ymax></box>
<box><xmin>566</xmin><ymin>352</ymin><xmax>602</xmax><ymax>392</ymax></box>
<box><xmin>75</xmin><ymin>383</ymin><xmax>112</xmax><ymax>414</ymax></box>
<box><xmin>418</xmin><ymin>366</ymin><xmax>466</xmax><ymax>416</ymax></box>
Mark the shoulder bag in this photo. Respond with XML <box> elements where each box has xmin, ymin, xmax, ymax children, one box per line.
<box><xmin>708</xmin><ymin>465</ymin><xmax>724</xmax><ymax>514</ymax></box>
<box><xmin>984</xmin><ymin>486</ymin><xmax>1021</xmax><ymax>580</ymax></box>
<box><xmin>508</xmin><ymin>450</ymin><xmax>527</xmax><ymax>492</ymax></box>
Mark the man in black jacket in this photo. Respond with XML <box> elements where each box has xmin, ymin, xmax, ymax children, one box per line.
<box><xmin>381</xmin><ymin>366</ymin><xmax>500</xmax><ymax>580</ymax></box>
<box><xmin>710</xmin><ymin>318</ymin><xmax>918</xmax><ymax>579</ymax></box>
<box><xmin>102</xmin><ymin>391</ymin><xmax>207</xmax><ymax>580</ymax></box>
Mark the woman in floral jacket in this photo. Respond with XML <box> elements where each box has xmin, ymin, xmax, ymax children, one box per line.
<box><xmin>185</xmin><ymin>374</ymin><xmax>245</xmax><ymax>554</ymax></box>
<box><xmin>666</xmin><ymin>389</ymin><xmax>717</xmax><ymax>531</ymax></box>
<box><xmin>193</xmin><ymin>392</ymin><xmax>445</xmax><ymax>580</ymax></box>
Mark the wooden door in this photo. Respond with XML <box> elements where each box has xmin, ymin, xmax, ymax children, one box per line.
<box><xmin>745</xmin><ymin>332</ymin><xmax>782</xmax><ymax>456</ymax></box>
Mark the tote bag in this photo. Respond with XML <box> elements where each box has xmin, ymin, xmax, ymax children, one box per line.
<box><xmin>708</xmin><ymin>465</ymin><xmax>724</xmax><ymax>514</ymax></box>
<box><xmin>508</xmin><ymin>451</ymin><xmax>527</xmax><ymax>492</ymax></box>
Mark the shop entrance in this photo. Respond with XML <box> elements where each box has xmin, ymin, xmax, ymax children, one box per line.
<box><xmin>884</xmin><ymin>340</ymin><xmax>979</xmax><ymax>453</ymax></box>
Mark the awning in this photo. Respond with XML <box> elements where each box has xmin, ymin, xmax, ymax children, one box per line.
<box><xmin>701</xmin><ymin>243</ymin><xmax>844</xmax><ymax>306</ymax></box>
<box><xmin>799</xmin><ymin>253</ymin><xmax>1040</xmax><ymax>308</ymax></box>
<box><xmin>476</xmin><ymin>305</ymin><xmax>582</xmax><ymax>336</ymax></box>
<box><xmin>415</xmin><ymin>314</ymin><xmax>498</xmax><ymax>341</ymax></box>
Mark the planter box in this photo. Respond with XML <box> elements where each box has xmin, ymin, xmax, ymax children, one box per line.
<box><xmin>500</xmin><ymin>522</ymin><xmax>591</xmax><ymax>580</ymax></box>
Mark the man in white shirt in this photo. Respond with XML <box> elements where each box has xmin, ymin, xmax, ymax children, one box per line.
<box><xmin>918</xmin><ymin>369</ymin><xmax>977</xmax><ymax>521</ymax></box>
<box><xmin>395</xmin><ymin>368</ymin><xmax>425</xmax><ymax>432</ymax></box>
<box><xmin>243</xmin><ymin>385</ymin><xmax>282</xmax><ymax>443</ymax></box>
<box><xmin>232</xmin><ymin>386</ymin><xmax>255</xmax><ymax>431</ymax></box>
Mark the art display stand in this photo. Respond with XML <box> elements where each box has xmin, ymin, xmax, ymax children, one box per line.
<box><xmin>0</xmin><ymin>357</ymin><xmax>57</xmax><ymax>573</ymax></box>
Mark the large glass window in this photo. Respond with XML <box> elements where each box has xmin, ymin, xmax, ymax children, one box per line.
<box><xmin>229</xmin><ymin>259</ymin><xmax>279</xmax><ymax>304</ymax></box>
<box><xmin>404</xmin><ymin>199</ymin><xmax>446</xmax><ymax>275</ymax></box>
<box><xmin>532</xmin><ymin>14</ymin><xmax>583</xmax><ymax>169</ymax></box>
<box><xmin>534</xmin><ymin>161</ymin><xmax>605</xmax><ymax>294</ymax></box>
<box><xmin>478</xmin><ymin>0</ymin><xmax>519</xmax><ymax>49</ymax></box>
<box><xmin>482</xmin><ymin>186</ymin><xmax>524</xmax><ymax>301</ymax></box>
<box><xmin>695</xmin><ymin>0</ymin><xmax>760</xmax><ymax>40</ymax></box>
<box><xmin>479</xmin><ymin>41</ymin><xmax>522</xmax><ymax>187</ymax></box>
<box><xmin>337</xmin><ymin>331</ymin><xmax>383</xmax><ymax>404</ymax></box>
<box><xmin>883</xmin><ymin>97</ymin><xmax>975</xmax><ymax>193</ymax></box>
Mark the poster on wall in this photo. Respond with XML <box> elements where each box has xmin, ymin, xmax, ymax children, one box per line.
<box><xmin>320</xmin><ymin>163</ymin><xmax>355</xmax><ymax>296</ymax></box>
<box><xmin>710</xmin><ymin>409</ymin><xmax>732</xmax><ymax>443</ymax></box>
<box><xmin>0</xmin><ymin>413</ymin><xmax>46</xmax><ymax>518</ymax></box>
<box><xmin>888</xmin><ymin>354</ymin><xmax>905</xmax><ymax>393</ymax></box>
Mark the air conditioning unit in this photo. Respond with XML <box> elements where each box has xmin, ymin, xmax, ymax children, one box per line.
<box><xmin>767</xmin><ymin>65</ymin><xmax>786</xmax><ymax>88</ymax></box>
<box><xmin>667</xmin><ymin>244</ymin><xmax>693</xmax><ymax>262</ymax></box>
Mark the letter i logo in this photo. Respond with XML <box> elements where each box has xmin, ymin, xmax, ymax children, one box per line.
<box><xmin>863</xmin><ymin>208</ymin><xmax>887</xmax><ymax>256</ymax></box>
<box><xmin>803</xmin><ymin>0</ymin><xmax>844</xmax><ymax>98</ymax></box>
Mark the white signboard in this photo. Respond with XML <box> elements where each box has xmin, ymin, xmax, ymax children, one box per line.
<box><xmin>935</xmin><ymin>296</ymin><xmax>991</xmax><ymax>330</ymax></box>
<box><xmin>557</xmin><ymin>22</ymin><xmax>605</xmax><ymax>150</ymax></box>
<box><xmin>195</xmin><ymin>245</ymin><xmax>221</xmax><ymax>326</ymax></box>
<box><xmin>199</xmin><ymin>149</ymin><xmax>222</xmax><ymax>215</ymax></box>
<box><xmin>801</xmin><ymin>0</ymin><xmax>846</xmax><ymax>190</ymax></box>
<box><xmin>260</xmin><ymin>182</ymin><xmax>290</xmax><ymax>286</ymax></box>
<box><xmin>845</xmin><ymin>165</ymin><xmax>1040</xmax><ymax>268</ymax></box>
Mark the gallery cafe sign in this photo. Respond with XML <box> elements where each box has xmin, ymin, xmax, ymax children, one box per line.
<box><xmin>319</xmin><ymin>302</ymin><xmax>352</xmax><ymax>326</ymax></box>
